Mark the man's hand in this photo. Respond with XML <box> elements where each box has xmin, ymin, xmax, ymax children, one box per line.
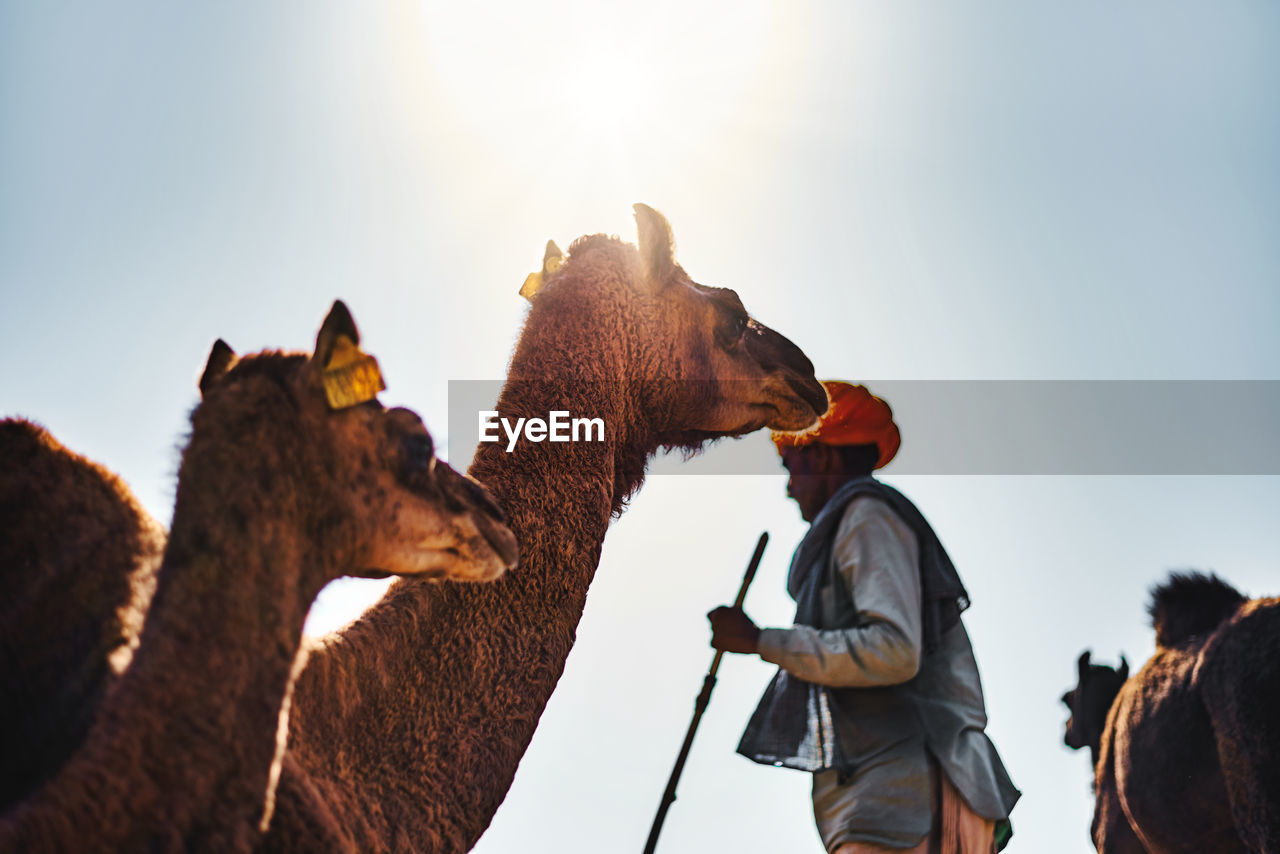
<box><xmin>707</xmin><ymin>606</ymin><xmax>762</xmax><ymax>654</ymax></box>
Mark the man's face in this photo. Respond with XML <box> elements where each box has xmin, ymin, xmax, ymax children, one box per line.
<box><xmin>780</xmin><ymin>444</ymin><xmax>841</xmax><ymax>522</ymax></box>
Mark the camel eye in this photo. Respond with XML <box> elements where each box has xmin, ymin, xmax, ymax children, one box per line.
<box><xmin>716</xmin><ymin>310</ymin><xmax>748</xmax><ymax>349</ymax></box>
<box><xmin>402</xmin><ymin>433</ymin><xmax>435</xmax><ymax>472</ymax></box>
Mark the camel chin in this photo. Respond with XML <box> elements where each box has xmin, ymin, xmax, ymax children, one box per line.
<box><xmin>373</xmin><ymin>481</ymin><xmax>518</xmax><ymax>582</ymax></box>
<box><xmin>400</xmin><ymin>518</ymin><xmax>516</xmax><ymax>583</ymax></box>
<box><xmin>1062</xmin><ymin>719</ymin><xmax>1087</xmax><ymax>751</ymax></box>
<box><xmin>354</xmin><ymin>530</ymin><xmax>510</xmax><ymax>583</ymax></box>
<box><xmin>413</xmin><ymin>551</ymin><xmax>508</xmax><ymax>583</ymax></box>
<box><xmin>357</xmin><ymin>535</ymin><xmax>508</xmax><ymax>583</ymax></box>
<box><xmin>738</xmin><ymin>398</ymin><xmax>822</xmax><ymax>435</ymax></box>
<box><xmin>759</xmin><ymin>376</ymin><xmax>828</xmax><ymax>432</ymax></box>
<box><xmin>344</xmin><ymin>540</ymin><xmax>513</xmax><ymax>584</ymax></box>
<box><xmin>765</xmin><ymin>400</ymin><xmax>822</xmax><ymax>432</ymax></box>
<box><xmin>696</xmin><ymin>394</ymin><xmax>822</xmax><ymax>439</ymax></box>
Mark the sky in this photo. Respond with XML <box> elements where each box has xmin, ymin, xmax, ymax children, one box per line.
<box><xmin>2</xmin><ymin>2</ymin><xmax>1279</xmax><ymax>851</ymax></box>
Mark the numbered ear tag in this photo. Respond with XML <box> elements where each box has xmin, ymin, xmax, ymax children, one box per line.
<box><xmin>322</xmin><ymin>335</ymin><xmax>386</xmax><ymax>410</ymax></box>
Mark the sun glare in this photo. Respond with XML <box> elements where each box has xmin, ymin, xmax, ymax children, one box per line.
<box><xmin>417</xmin><ymin>2</ymin><xmax>786</xmax><ymax>196</ymax></box>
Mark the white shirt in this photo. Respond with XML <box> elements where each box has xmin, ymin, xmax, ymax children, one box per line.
<box><xmin>757</xmin><ymin>496</ymin><xmax>924</xmax><ymax>688</ymax></box>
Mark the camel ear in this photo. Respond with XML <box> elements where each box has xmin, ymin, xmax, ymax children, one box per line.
<box><xmin>1118</xmin><ymin>655</ymin><xmax>1129</xmax><ymax>681</ymax></box>
<box><xmin>1077</xmin><ymin>650</ymin><xmax>1091</xmax><ymax>681</ymax></box>
<box><xmin>634</xmin><ymin>203</ymin><xmax>675</xmax><ymax>284</ymax></box>
<box><xmin>313</xmin><ymin>300</ymin><xmax>385</xmax><ymax>409</ymax></box>
<box><xmin>199</xmin><ymin>339</ymin><xmax>237</xmax><ymax>397</ymax></box>
<box><xmin>314</xmin><ymin>300</ymin><xmax>361</xmax><ymax>368</ymax></box>
<box><xmin>519</xmin><ymin>240</ymin><xmax>565</xmax><ymax>302</ymax></box>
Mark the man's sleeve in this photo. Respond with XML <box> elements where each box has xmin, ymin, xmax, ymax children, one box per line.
<box><xmin>756</xmin><ymin>496</ymin><xmax>924</xmax><ymax>687</ymax></box>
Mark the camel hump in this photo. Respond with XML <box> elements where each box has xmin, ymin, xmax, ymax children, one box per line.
<box><xmin>0</xmin><ymin>416</ymin><xmax>49</xmax><ymax>452</ymax></box>
<box><xmin>1147</xmin><ymin>570</ymin><xmax>1246</xmax><ymax>648</ymax></box>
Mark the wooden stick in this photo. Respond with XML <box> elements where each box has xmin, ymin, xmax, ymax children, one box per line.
<box><xmin>642</xmin><ymin>531</ymin><xmax>769</xmax><ymax>854</ymax></box>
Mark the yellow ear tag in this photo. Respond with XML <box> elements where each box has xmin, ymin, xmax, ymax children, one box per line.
<box><xmin>518</xmin><ymin>240</ymin><xmax>565</xmax><ymax>302</ymax></box>
<box><xmin>519</xmin><ymin>271</ymin><xmax>543</xmax><ymax>300</ymax></box>
<box><xmin>322</xmin><ymin>335</ymin><xmax>386</xmax><ymax>410</ymax></box>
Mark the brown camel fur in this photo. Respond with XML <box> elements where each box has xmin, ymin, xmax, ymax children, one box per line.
<box><xmin>260</xmin><ymin>205</ymin><xmax>827</xmax><ymax>851</ymax></box>
<box><xmin>0</xmin><ymin>301</ymin><xmax>518</xmax><ymax>853</ymax></box>
<box><xmin>1198</xmin><ymin>595</ymin><xmax>1280</xmax><ymax>852</ymax></box>
<box><xmin>0</xmin><ymin>420</ymin><xmax>165</xmax><ymax>811</ymax></box>
<box><xmin>1065</xmin><ymin>571</ymin><xmax>1280</xmax><ymax>853</ymax></box>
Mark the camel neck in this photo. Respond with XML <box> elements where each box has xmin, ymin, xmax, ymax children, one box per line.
<box><xmin>485</xmin><ymin>295</ymin><xmax>659</xmax><ymax>513</ymax></box>
<box><xmin>276</xmin><ymin>316</ymin><xmax>662</xmax><ymax>851</ymax></box>
<box><xmin>6</xmin><ymin>499</ymin><xmax>324</xmax><ymax>851</ymax></box>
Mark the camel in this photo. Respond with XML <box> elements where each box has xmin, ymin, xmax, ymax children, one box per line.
<box><xmin>1061</xmin><ymin>652</ymin><xmax>1142</xmax><ymax>853</ymax></box>
<box><xmin>0</xmin><ymin>419</ymin><xmax>165</xmax><ymax>811</ymax></box>
<box><xmin>0</xmin><ymin>301</ymin><xmax>518</xmax><ymax>852</ymax></box>
<box><xmin>259</xmin><ymin>204</ymin><xmax>828</xmax><ymax>851</ymax></box>
<box><xmin>1062</xmin><ymin>571</ymin><xmax>1280</xmax><ymax>853</ymax></box>
<box><xmin>1061</xmin><ymin>651</ymin><xmax>1128</xmax><ymax>772</ymax></box>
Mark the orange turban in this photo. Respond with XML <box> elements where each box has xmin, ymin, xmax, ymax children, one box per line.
<box><xmin>771</xmin><ymin>381</ymin><xmax>901</xmax><ymax>469</ymax></box>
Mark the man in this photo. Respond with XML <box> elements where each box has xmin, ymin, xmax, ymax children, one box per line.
<box><xmin>709</xmin><ymin>382</ymin><xmax>1019</xmax><ymax>854</ymax></box>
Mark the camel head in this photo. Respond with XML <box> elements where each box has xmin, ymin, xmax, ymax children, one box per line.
<box><xmin>1061</xmin><ymin>650</ymin><xmax>1129</xmax><ymax>758</ymax></box>
<box><xmin>524</xmin><ymin>204</ymin><xmax>827</xmax><ymax>446</ymax></box>
<box><xmin>194</xmin><ymin>300</ymin><xmax>518</xmax><ymax>584</ymax></box>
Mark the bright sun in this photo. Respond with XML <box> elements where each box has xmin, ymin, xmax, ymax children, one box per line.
<box><xmin>416</xmin><ymin>2</ymin><xmax>788</xmax><ymax>195</ymax></box>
